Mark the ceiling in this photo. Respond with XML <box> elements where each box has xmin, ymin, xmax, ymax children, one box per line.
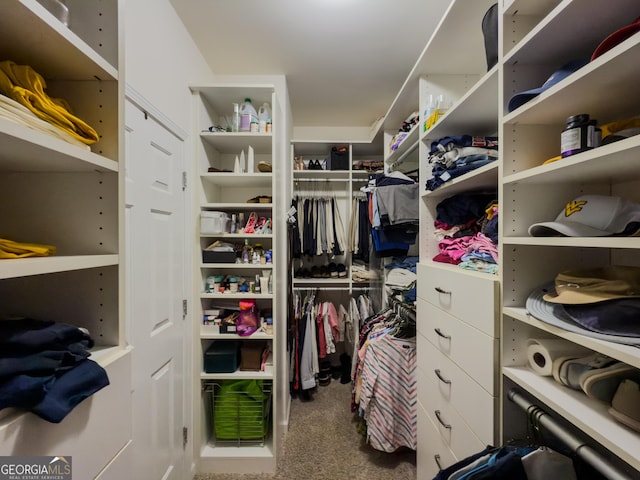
<box><xmin>169</xmin><ymin>0</ymin><xmax>452</xmax><ymax>134</ymax></box>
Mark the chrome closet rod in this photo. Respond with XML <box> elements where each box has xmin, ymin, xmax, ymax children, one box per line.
<box><xmin>508</xmin><ymin>389</ymin><xmax>633</xmax><ymax>480</ymax></box>
<box><xmin>292</xmin><ymin>286</ymin><xmax>371</xmax><ymax>291</ymax></box>
<box><xmin>389</xmin><ymin>139</ymin><xmax>419</xmax><ymax>170</ymax></box>
<box><xmin>293</xmin><ymin>178</ymin><xmax>350</xmax><ymax>182</ymax></box>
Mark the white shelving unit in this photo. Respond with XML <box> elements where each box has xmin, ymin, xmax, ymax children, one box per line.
<box><xmin>500</xmin><ymin>0</ymin><xmax>640</xmax><ymax>477</ymax></box>
<box><xmin>291</xmin><ymin>141</ymin><xmax>383</xmax><ymax>295</ymax></box>
<box><xmin>394</xmin><ymin>0</ymin><xmax>502</xmax><ymax>477</ymax></box>
<box><xmin>0</xmin><ymin>1</ymin><xmax>130</xmax><ymax>478</ymax></box>
<box><xmin>190</xmin><ymin>83</ymin><xmax>284</xmax><ymax>474</ymax></box>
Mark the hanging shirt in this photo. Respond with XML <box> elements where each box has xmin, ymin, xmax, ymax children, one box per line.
<box><xmin>359</xmin><ymin>334</ymin><xmax>416</xmax><ymax>452</ymax></box>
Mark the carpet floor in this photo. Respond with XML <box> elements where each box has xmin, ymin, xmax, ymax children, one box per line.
<box><xmin>194</xmin><ymin>379</ymin><xmax>416</xmax><ymax>480</ymax></box>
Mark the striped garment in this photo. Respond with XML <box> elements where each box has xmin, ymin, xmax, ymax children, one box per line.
<box><xmin>359</xmin><ymin>334</ymin><xmax>417</xmax><ymax>452</ymax></box>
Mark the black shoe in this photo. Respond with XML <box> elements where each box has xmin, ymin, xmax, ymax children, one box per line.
<box><xmin>340</xmin><ymin>353</ymin><xmax>352</xmax><ymax>384</ymax></box>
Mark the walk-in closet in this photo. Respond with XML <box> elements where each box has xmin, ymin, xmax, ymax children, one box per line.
<box><xmin>1</xmin><ymin>1</ymin><xmax>639</xmax><ymax>479</ymax></box>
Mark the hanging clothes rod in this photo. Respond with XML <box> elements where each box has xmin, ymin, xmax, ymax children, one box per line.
<box><xmin>293</xmin><ymin>286</ymin><xmax>371</xmax><ymax>291</ymax></box>
<box><xmin>508</xmin><ymin>388</ymin><xmax>633</xmax><ymax>480</ymax></box>
<box><xmin>294</xmin><ymin>178</ymin><xmax>350</xmax><ymax>182</ymax></box>
<box><xmin>389</xmin><ymin>139</ymin><xmax>419</xmax><ymax>170</ymax></box>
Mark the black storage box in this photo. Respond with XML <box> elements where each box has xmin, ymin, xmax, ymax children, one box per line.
<box><xmin>202</xmin><ymin>250</ymin><xmax>237</xmax><ymax>263</ymax></box>
<box><xmin>204</xmin><ymin>340</ymin><xmax>240</xmax><ymax>373</ymax></box>
<box><xmin>325</xmin><ymin>147</ymin><xmax>349</xmax><ymax>170</ymax></box>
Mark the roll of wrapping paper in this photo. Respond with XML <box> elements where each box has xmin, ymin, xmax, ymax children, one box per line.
<box><xmin>526</xmin><ymin>338</ymin><xmax>589</xmax><ymax>376</ymax></box>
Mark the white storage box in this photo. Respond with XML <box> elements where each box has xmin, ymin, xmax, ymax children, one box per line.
<box><xmin>201</xmin><ymin>211</ymin><xmax>229</xmax><ymax>234</ymax></box>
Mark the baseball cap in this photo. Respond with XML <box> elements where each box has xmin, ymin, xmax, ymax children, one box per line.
<box><xmin>507</xmin><ymin>59</ymin><xmax>589</xmax><ymax>112</ymax></box>
<box><xmin>543</xmin><ymin>266</ymin><xmax>640</xmax><ymax>304</ymax></box>
<box><xmin>528</xmin><ymin>194</ymin><xmax>640</xmax><ymax>237</ymax></box>
<box><xmin>525</xmin><ymin>281</ymin><xmax>640</xmax><ymax>346</ymax></box>
<box><xmin>591</xmin><ymin>17</ymin><xmax>640</xmax><ymax>61</ymax></box>
<box><xmin>562</xmin><ymin>298</ymin><xmax>640</xmax><ymax>337</ymax></box>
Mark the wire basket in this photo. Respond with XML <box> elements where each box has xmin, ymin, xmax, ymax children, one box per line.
<box><xmin>205</xmin><ymin>379</ymin><xmax>272</xmax><ymax>447</ymax></box>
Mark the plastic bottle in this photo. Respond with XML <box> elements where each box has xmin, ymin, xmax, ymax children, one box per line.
<box><xmin>239</xmin><ymin>98</ymin><xmax>258</xmax><ymax>132</ymax></box>
<box><xmin>258</xmin><ymin>103</ymin><xmax>272</xmax><ymax>133</ymax></box>
<box><xmin>231</xmin><ymin>103</ymin><xmax>240</xmax><ymax>132</ymax></box>
<box><xmin>242</xmin><ymin>239</ymin><xmax>253</xmax><ymax>264</ymax></box>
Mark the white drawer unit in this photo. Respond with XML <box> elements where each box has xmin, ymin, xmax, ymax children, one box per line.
<box><xmin>418</xmin><ymin>298</ymin><xmax>498</xmax><ymax>394</ymax></box>
<box><xmin>417</xmin><ymin>263</ymin><xmax>499</xmax><ymax>337</ymax></box>
<box><xmin>417</xmin><ymin>331</ymin><xmax>497</xmax><ymax>445</ymax></box>
<box><xmin>417</xmin><ymin>402</ymin><xmax>458</xmax><ymax>477</ymax></box>
<box><xmin>417</xmin><ymin>365</ymin><xmax>487</xmax><ymax>460</ymax></box>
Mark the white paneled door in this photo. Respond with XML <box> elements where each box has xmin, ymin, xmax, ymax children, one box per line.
<box><xmin>125</xmin><ymin>99</ymin><xmax>187</xmax><ymax>480</ymax></box>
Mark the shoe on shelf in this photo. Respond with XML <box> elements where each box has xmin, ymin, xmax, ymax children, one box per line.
<box><xmin>311</xmin><ymin>266</ymin><xmax>321</xmax><ymax>278</ymax></box>
<box><xmin>243</xmin><ymin>212</ymin><xmax>258</xmax><ymax>233</ymax></box>
<box><xmin>246</xmin><ymin>195</ymin><xmax>272</xmax><ymax>204</ymax></box>
<box><xmin>258</xmin><ymin>161</ymin><xmax>272</xmax><ymax>172</ymax></box>
<box><xmin>337</xmin><ymin>263</ymin><xmax>347</xmax><ymax>278</ymax></box>
<box><xmin>328</xmin><ymin>262</ymin><xmax>338</xmax><ymax>278</ymax></box>
<box><xmin>255</xmin><ymin>217</ymin><xmax>272</xmax><ymax>234</ymax></box>
<box><xmin>580</xmin><ymin>363</ymin><xmax>640</xmax><ymax>403</ymax></box>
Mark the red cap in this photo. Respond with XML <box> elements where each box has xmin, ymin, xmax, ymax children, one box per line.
<box><xmin>591</xmin><ymin>17</ymin><xmax>640</xmax><ymax>61</ymax></box>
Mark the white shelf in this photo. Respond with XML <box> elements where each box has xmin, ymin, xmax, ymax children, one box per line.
<box><xmin>0</xmin><ymin>0</ymin><xmax>118</xmax><ymax>80</ymax></box>
<box><xmin>385</xmin><ymin>125</ymin><xmax>419</xmax><ymax>166</ymax></box>
<box><xmin>422</xmin><ymin>161</ymin><xmax>498</xmax><ymax>199</ymax></box>
<box><xmin>200</xmin><ymin>292</ymin><xmax>273</xmax><ymax>300</ymax></box>
<box><xmin>378</xmin><ymin>0</ymin><xmax>492</xmax><ymax>138</ymax></box>
<box><xmin>199</xmin><ymin>132</ymin><xmax>272</xmax><ymax>155</ymax></box>
<box><xmin>201</xmin><ymin>173</ymin><xmax>272</xmax><ymax>187</ymax></box>
<box><xmin>200</xmin><ymin>442</ymin><xmax>274</xmax><ymax>459</ymax></box>
<box><xmin>503</xmin><ymin>135</ymin><xmax>640</xmax><ymax>184</ymax></box>
<box><xmin>503</xmin><ymin>307</ymin><xmax>640</xmax><ymax>370</ymax></box>
<box><xmin>422</xmin><ymin>66</ymin><xmax>499</xmax><ymax>141</ymax></box>
<box><xmin>504</xmin><ymin>0</ymin><xmax>639</xmax><ymax>66</ymax></box>
<box><xmin>293</xmin><ymin>170</ymin><xmax>351</xmax><ymax>180</ymax></box>
<box><xmin>201</xmin><ymin>203</ymin><xmax>273</xmax><ymax>210</ymax></box>
<box><xmin>200</xmin><ymin>366</ymin><xmax>274</xmax><ymax>380</ymax></box>
<box><xmin>504</xmin><ymin>366</ymin><xmax>640</xmax><ymax>471</ymax></box>
<box><xmin>201</xmin><ymin>233</ymin><xmax>273</xmax><ymax>240</ymax></box>
<box><xmin>504</xmin><ymin>34</ymin><xmax>640</xmax><ymax>125</ymax></box>
<box><xmin>503</xmin><ymin>0</ymin><xmax>561</xmax><ymax>17</ymax></box>
<box><xmin>292</xmin><ymin>278</ymin><xmax>350</xmax><ymax>285</ymax></box>
<box><xmin>0</xmin><ymin>254</ymin><xmax>119</xmax><ymax>280</ymax></box>
<box><xmin>200</xmin><ymin>327</ymin><xmax>273</xmax><ymax>340</ymax></box>
<box><xmin>200</xmin><ymin>263</ymin><xmax>273</xmax><ymax>269</ymax></box>
<box><xmin>0</xmin><ymin>117</ymin><xmax>119</xmax><ymax>173</ymax></box>
<box><xmin>502</xmin><ymin>237</ymin><xmax>638</xmax><ymax>249</ymax></box>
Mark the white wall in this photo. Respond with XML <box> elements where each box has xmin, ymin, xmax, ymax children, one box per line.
<box><xmin>124</xmin><ymin>0</ymin><xmax>214</xmax><ymax>127</ymax></box>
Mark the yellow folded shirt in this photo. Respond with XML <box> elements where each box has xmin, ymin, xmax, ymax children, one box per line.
<box><xmin>0</xmin><ymin>60</ymin><xmax>99</xmax><ymax>145</ymax></box>
<box><xmin>0</xmin><ymin>238</ymin><xmax>56</xmax><ymax>258</ymax></box>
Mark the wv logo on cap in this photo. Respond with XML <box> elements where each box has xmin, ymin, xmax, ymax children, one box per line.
<box><xmin>565</xmin><ymin>200</ymin><xmax>587</xmax><ymax>217</ymax></box>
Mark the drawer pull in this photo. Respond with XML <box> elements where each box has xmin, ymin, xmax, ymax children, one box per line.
<box><xmin>435</xmin><ymin>410</ymin><xmax>451</xmax><ymax>429</ymax></box>
<box><xmin>435</xmin><ymin>286</ymin><xmax>451</xmax><ymax>295</ymax></box>
<box><xmin>434</xmin><ymin>328</ymin><xmax>451</xmax><ymax>340</ymax></box>
<box><xmin>434</xmin><ymin>454</ymin><xmax>443</xmax><ymax>471</ymax></box>
<box><xmin>434</xmin><ymin>369</ymin><xmax>452</xmax><ymax>385</ymax></box>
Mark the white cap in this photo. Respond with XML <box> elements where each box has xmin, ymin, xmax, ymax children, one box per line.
<box><xmin>528</xmin><ymin>195</ymin><xmax>640</xmax><ymax>237</ymax></box>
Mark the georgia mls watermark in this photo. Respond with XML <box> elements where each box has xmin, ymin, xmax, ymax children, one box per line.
<box><xmin>0</xmin><ymin>456</ymin><xmax>72</xmax><ymax>480</ymax></box>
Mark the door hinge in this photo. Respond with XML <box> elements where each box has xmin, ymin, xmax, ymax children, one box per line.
<box><xmin>182</xmin><ymin>171</ymin><xmax>187</xmax><ymax>191</ymax></box>
<box><xmin>183</xmin><ymin>426</ymin><xmax>188</xmax><ymax>449</ymax></box>
<box><xmin>182</xmin><ymin>299</ymin><xmax>187</xmax><ymax>319</ymax></box>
